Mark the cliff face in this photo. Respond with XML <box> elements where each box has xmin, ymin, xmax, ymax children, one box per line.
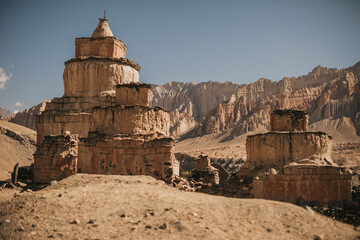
<box><xmin>0</xmin><ymin>107</ymin><xmax>12</xmax><ymax>119</ymax></box>
<box><xmin>8</xmin><ymin>62</ymin><xmax>360</xmax><ymax>140</ymax></box>
<box><xmin>9</xmin><ymin>100</ymin><xmax>50</xmax><ymax>130</ymax></box>
<box><xmin>150</xmin><ymin>81</ymin><xmax>243</xmax><ymax>136</ymax></box>
<box><xmin>179</xmin><ymin>62</ymin><xmax>360</xmax><ymax>139</ymax></box>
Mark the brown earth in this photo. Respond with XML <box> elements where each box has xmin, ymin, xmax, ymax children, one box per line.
<box><xmin>0</xmin><ymin>174</ymin><xmax>359</xmax><ymax>240</ymax></box>
<box><xmin>0</xmin><ymin>120</ymin><xmax>36</xmax><ymax>181</ymax></box>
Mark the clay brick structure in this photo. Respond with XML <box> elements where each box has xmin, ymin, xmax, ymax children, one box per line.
<box><xmin>34</xmin><ymin>134</ymin><xmax>79</xmax><ymax>183</ymax></box>
<box><xmin>194</xmin><ymin>154</ymin><xmax>211</xmax><ymax>170</ymax></box>
<box><xmin>191</xmin><ymin>154</ymin><xmax>219</xmax><ymax>185</ymax></box>
<box><xmin>34</xmin><ymin>18</ymin><xmax>175</xmax><ymax>183</ymax></box>
<box><xmin>239</xmin><ymin>109</ymin><xmax>352</xmax><ymax>205</ymax></box>
<box><xmin>270</xmin><ymin>109</ymin><xmax>308</xmax><ymax>132</ymax></box>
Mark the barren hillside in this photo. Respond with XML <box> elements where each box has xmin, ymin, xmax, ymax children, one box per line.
<box><xmin>0</xmin><ymin>174</ymin><xmax>358</xmax><ymax>240</ymax></box>
<box><xmin>0</xmin><ymin>120</ymin><xmax>36</xmax><ymax>180</ymax></box>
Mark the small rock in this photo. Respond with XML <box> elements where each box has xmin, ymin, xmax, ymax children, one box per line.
<box><xmin>159</xmin><ymin>223</ymin><xmax>167</xmax><ymax>230</ymax></box>
<box><xmin>58</xmin><ymin>194</ymin><xmax>62</xmax><ymax>197</ymax></box>
<box><xmin>120</xmin><ymin>214</ymin><xmax>126</xmax><ymax>218</ymax></box>
<box><xmin>188</xmin><ymin>212</ymin><xmax>197</xmax><ymax>217</ymax></box>
<box><xmin>70</xmin><ymin>219</ymin><xmax>80</xmax><ymax>224</ymax></box>
<box><xmin>50</xmin><ymin>180</ymin><xmax>57</xmax><ymax>185</ymax></box>
<box><xmin>145</xmin><ymin>225</ymin><xmax>152</xmax><ymax>229</ymax></box>
<box><xmin>269</xmin><ymin>168</ymin><xmax>277</xmax><ymax>175</ymax></box>
<box><xmin>30</xmin><ymin>231</ymin><xmax>37</xmax><ymax>235</ymax></box>
<box><xmin>314</xmin><ymin>234</ymin><xmax>324</xmax><ymax>240</ymax></box>
<box><xmin>267</xmin><ymin>228</ymin><xmax>272</xmax><ymax>232</ymax></box>
<box><xmin>26</xmin><ymin>189</ymin><xmax>32</xmax><ymax>192</ymax></box>
<box><xmin>250</xmin><ymin>220</ymin><xmax>255</xmax><ymax>224</ymax></box>
<box><xmin>87</xmin><ymin>219</ymin><xmax>96</xmax><ymax>224</ymax></box>
<box><xmin>17</xmin><ymin>182</ymin><xmax>27</xmax><ymax>188</ymax></box>
<box><xmin>4</xmin><ymin>219</ymin><xmax>10</xmax><ymax>223</ymax></box>
<box><xmin>32</xmin><ymin>224</ymin><xmax>37</xmax><ymax>228</ymax></box>
<box><xmin>305</xmin><ymin>206</ymin><xmax>315</xmax><ymax>214</ymax></box>
<box><xmin>174</xmin><ymin>221</ymin><xmax>187</xmax><ymax>231</ymax></box>
<box><xmin>17</xmin><ymin>226</ymin><xmax>25</xmax><ymax>232</ymax></box>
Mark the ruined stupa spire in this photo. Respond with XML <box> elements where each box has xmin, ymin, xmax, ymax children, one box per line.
<box><xmin>91</xmin><ymin>16</ymin><xmax>113</xmax><ymax>38</ymax></box>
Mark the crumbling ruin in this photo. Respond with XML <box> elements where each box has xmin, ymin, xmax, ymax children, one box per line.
<box><xmin>34</xmin><ymin>18</ymin><xmax>175</xmax><ymax>183</ymax></box>
<box><xmin>191</xmin><ymin>154</ymin><xmax>219</xmax><ymax>185</ymax></box>
<box><xmin>240</xmin><ymin>109</ymin><xmax>352</xmax><ymax>205</ymax></box>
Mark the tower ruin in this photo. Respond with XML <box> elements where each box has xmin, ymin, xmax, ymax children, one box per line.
<box><xmin>239</xmin><ymin>109</ymin><xmax>352</xmax><ymax>205</ymax></box>
<box><xmin>34</xmin><ymin>18</ymin><xmax>175</xmax><ymax>183</ymax></box>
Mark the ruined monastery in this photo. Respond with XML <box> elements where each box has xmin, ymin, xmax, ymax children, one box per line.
<box><xmin>32</xmin><ymin>17</ymin><xmax>353</xmax><ymax>207</ymax></box>
<box><xmin>34</xmin><ymin>18</ymin><xmax>176</xmax><ymax>183</ymax></box>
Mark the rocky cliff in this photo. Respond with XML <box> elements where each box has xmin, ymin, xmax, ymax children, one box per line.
<box><xmin>8</xmin><ymin>62</ymin><xmax>360</xmax><ymax>141</ymax></box>
<box><xmin>9</xmin><ymin>100</ymin><xmax>50</xmax><ymax>130</ymax></box>
<box><xmin>0</xmin><ymin>107</ymin><xmax>12</xmax><ymax>119</ymax></box>
<box><xmin>179</xmin><ymin>62</ymin><xmax>360</xmax><ymax>140</ymax></box>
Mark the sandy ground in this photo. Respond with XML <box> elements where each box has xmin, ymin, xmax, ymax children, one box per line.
<box><xmin>0</xmin><ymin>174</ymin><xmax>359</xmax><ymax>240</ymax></box>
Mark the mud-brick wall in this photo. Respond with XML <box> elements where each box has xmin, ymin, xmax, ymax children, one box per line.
<box><xmin>36</xmin><ymin>113</ymin><xmax>91</xmax><ymax>145</ymax></box>
<box><xmin>34</xmin><ymin>135</ymin><xmax>79</xmax><ymax>183</ymax></box>
<box><xmin>91</xmin><ymin>105</ymin><xmax>170</xmax><ymax>136</ymax></box>
<box><xmin>75</xmin><ymin>37</ymin><xmax>126</xmax><ymax>58</ymax></box>
<box><xmin>253</xmin><ymin>166</ymin><xmax>352</xmax><ymax>205</ymax></box>
<box><xmin>270</xmin><ymin>110</ymin><xmax>308</xmax><ymax>132</ymax></box>
<box><xmin>63</xmin><ymin>59</ymin><xmax>139</xmax><ymax>97</ymax></box>
<box><xmin>115</xmin><ymin>84</ymin><xmax>150</xmax><ymax>106</ymax></box>
<box><xmin>245</xmin><ymin>132</ymin><xmax>332</xmax><ymax>169</ymax></box>
<box><xmin>78</xmin><ymin>137</ymin><xmax>175</xmax><ymax>182</ymax></box>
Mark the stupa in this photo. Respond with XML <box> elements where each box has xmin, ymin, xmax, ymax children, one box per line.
<box><xmin>239</xmin><ymin>109</ymin><xmax>352</xmax><ymax>204</ymax></box>
<box><xmin>34</xmin><ymin>18</ymin><xmax>175</xmax><ymax>183</ymax></box>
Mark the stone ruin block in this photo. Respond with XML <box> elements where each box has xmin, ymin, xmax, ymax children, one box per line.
<box><xmin>77</xmin><ymin>137</ymin><xmax>175</xmax><ymax>183</ymax></box>
<box><xmin>270</xmin><ymin>109</ymin><xmax>308</xmax><ymax>132</ymax></box>
<box><xmin>115</xmin><ymin>83</ymin><xmax>151</xmax><ymax>106</ymax></box>
<box><xmin>75</xmin><ymin>37</ymin><xmax>126</xmax><ymax>58</ymax></box>
<box><xmin>194</xmin><ymin>154</ymin><xmax>211</xmax><ymax>170</ymax></box>
<box><xmin>34</xmin><ymin>134</ymin><xmax>79</xmax><ymax>183</ymax></box>
<box><xmin>240</xmin><ymin>131</ymin><xmax>333</xmax><ymax>175</ymax></box>
<box><xmin>192</xmin><ymin>154</ymin><xmax>219</xmax><ymax>185</ymax></box>
<box><xmin>253</xmin><ymin>165</ymin><xmax>352</xmax><ymax>205</ymax></box>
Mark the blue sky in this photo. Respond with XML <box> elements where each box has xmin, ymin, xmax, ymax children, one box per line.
<box><xmin>0</xmin><ymin>0</ymin><xmax>359</xmax><ymax>112</ymax></box>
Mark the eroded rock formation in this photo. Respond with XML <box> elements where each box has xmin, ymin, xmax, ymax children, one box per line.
<box><xmin>10</xmin><ymin>61</ymin><xmax>360</xmax><ymax>141</ymax></box>
<box><xmin>34</xmin><ymin>18</ymin><xmax>175</xmax><ymax>183</ymax></box>
<box><xmin>181</xmin><ymin>62</ymin><xmax>360</xmax><ymax>139</ymax></box>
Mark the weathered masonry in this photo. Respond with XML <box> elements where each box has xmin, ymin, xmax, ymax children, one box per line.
<box><xmin>34</xmin><ymin>18</ymin><xmax>175</xmax><ymax>183</ymax></box>
<box><xmin>239</xmin><ymin>109</ymin><xmax>352</xmax><ymax>205</ymax></box>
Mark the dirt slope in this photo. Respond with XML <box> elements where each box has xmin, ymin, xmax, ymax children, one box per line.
<box><xmin>309</xmin><ymin>116</ymin><xmax>360</xmax><ymax>143</ymax></box>
<box><xmin>0</xmin><ymin>120</ymin><xmax>36</xmax><ymax>180</ymax></box>
<box><xmin>0</xmin><ymin>174</ymin><xmax>358</xmax><ymax>240</ymax></box>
